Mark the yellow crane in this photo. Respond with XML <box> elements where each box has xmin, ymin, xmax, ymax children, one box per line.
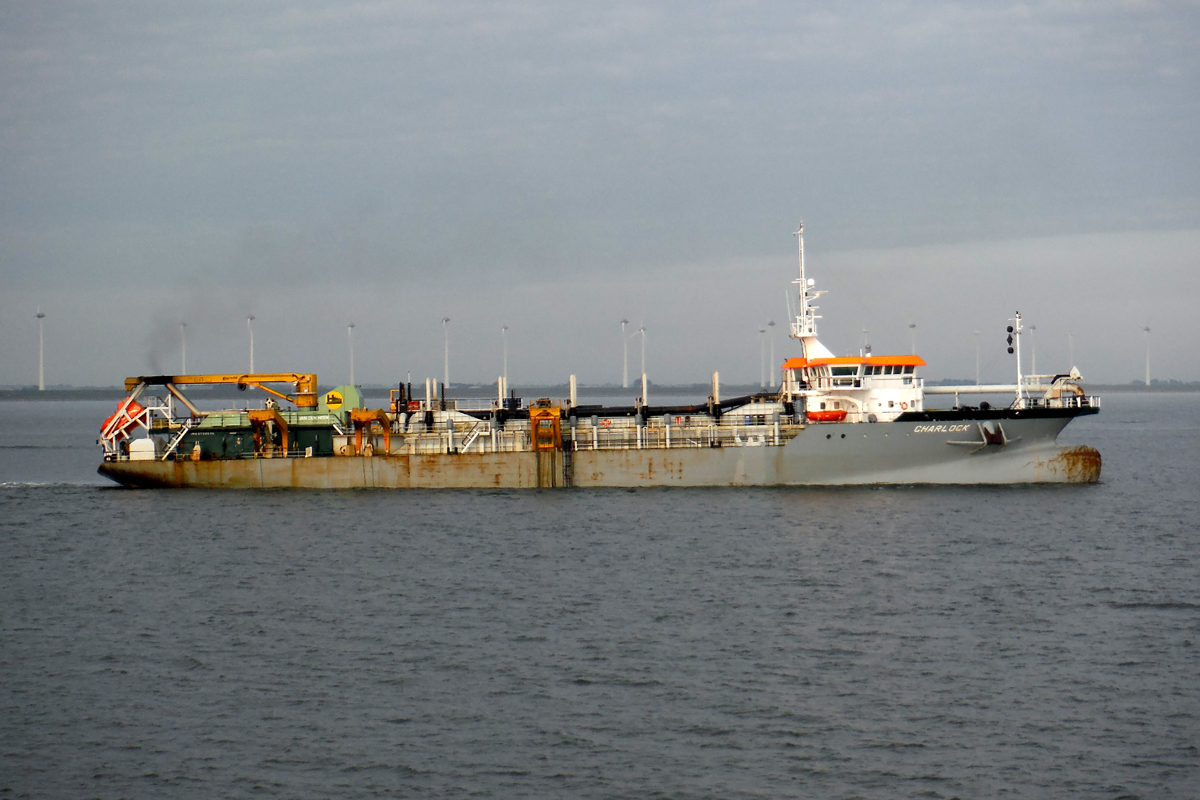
<box><xmin>124</xmin><ymin>373</ymin><xmax>319</xmax><ymax>410</ymax></box>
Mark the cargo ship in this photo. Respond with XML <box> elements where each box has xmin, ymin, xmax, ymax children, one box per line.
<box><xmin>98</xmin><ymin>226</ymin><xmax>1101</xmax><ymax>488</ymax></box>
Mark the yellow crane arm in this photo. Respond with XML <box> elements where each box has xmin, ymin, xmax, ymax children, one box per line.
<box><xmin>125</xmin><ymin>373</ymin><xmax>319</xmax><ymax>408</ymax></box>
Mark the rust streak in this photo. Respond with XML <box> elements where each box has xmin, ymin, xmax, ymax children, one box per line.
<box><xmin>1048</xmin><ymin>445</ymin><xmax>1102</xmax><ymax>483</ymax></box>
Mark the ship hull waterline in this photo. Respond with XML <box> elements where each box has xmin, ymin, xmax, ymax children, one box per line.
<box><xmin>98</xmin><ymin>416</ymin><xmax>1101</xmax><ymax>488</ymax></box>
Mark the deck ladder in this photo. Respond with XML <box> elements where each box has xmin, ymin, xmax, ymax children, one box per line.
<box><xmin>460</xmin><ymin>422</ymin><xmax>487</xmax><ymax>453</ymax></box>
<box><xmin>160</xmin><ymin>418</ymin><xmax>199</xmax><ymax>461</ymax></box>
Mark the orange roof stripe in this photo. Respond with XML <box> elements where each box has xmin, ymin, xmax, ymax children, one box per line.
<box><xmin>782</xmin><ymin>355</ymin><xmax>927</xmax><ymax>369</ymax></box>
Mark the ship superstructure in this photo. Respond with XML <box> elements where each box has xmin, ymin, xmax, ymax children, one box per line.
<box><xmin>98</xmin><ymin>226</ymin><xmax>1101</xmax><ymax>488</ymax></box>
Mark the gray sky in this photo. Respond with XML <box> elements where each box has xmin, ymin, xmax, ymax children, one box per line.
<box><xmin>2</xmin><ymin>1</ymin><xmax>1198</xmax><ymax>388</ymax></box>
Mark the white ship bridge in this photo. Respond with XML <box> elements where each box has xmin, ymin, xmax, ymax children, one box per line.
<box><xmin>782</xmin><ymin>355</ymin><xmax>927</xmax><ymax>423</ymax></box>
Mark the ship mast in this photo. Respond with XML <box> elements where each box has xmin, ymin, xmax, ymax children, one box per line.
<box><xmin>790</xmin><ymin>223</ymin><xmax>833</xmax><ymax>360</ymax></box>
<box><xmin>1009</xmin><ymin>311</ymin><xmax>1024</xmax><ymax>405</ymax></box>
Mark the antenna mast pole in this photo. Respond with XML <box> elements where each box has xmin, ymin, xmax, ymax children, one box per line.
<box><xmin>792</xmin><ymin>223</ymin><xmax>807</xmax><ymax>340</ymax></box>
<box><xmin>1011</xmin><ymin>312</ymin><xmax>1024</xmax><ymax>404</ymax></box>
<box><xmin>798</xmin><ymin>222</ymin><xmax>805</xmax><ymax>287</ymax></box>
<box><xmin>790</xmin><ymin>223</ymin><xmax>819</xmax><ymax>341</ymax></box>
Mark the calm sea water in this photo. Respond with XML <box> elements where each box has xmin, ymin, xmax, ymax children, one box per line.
<box><xmin>1</xmin><ymin>395</ymin><xmax>1197</xmax><ymax>798</ymax></box>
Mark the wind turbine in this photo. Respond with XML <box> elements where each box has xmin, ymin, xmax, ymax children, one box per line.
<box><xmin>768</xmin><ymin>321</ymin><xmax>777</xmax><ymax>388</ymax></box>
<box><xmin>637</xmin><ymin>326</ymin><xmax>647</xmax><ymax>403</ymax></box>
<box><xmin>36</xmin><ymin>309</ymin><xmax>46</xmax><ymax>391</ymax></box>
<box><xmin>442</xmin><ymin>317</ymin><xmax>451</xmax><ymax>389</ymax></box>
<box><xmin>974</xmin><ymin>330</ymin><xmax>980</xmax><ymax>386</ymax></box>
<box><xmin>502</xmin><ymin>324</ymin><xmax>510</xmax><ymax>389</ymax></box>
<box><xmin>1144</xmin><ymin>326</ymin><xmax>1151</xmax><ymax>386</ymax></box>
<box><xmin>759</xmin><ymin>327</ymin><xmax>766</xmax><ymax>387</ymax></box>
<box><xmin>247</xmin><ymin>315</ymin><xmax>255</xmax><ymax>373</ymax></box>
<box><xmin>638</xmin><ymin>326</ymin><xmax>647</xmax><ymax>379</ymax></box>
<box><xmin>1030</xmin><ymin>324</ymin><xmax>1037</xmax><ymax>375</ymax></box>
<box><xmin>621</xmin><ymin>319</ymin><xmax>630</xmax><ymax>388</ymax></box>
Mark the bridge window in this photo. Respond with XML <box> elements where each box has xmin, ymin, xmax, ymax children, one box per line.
<box><xmin>831</xmin><ymin>366</ymin><xmax>860</xmax><ymax>376</ymax></box>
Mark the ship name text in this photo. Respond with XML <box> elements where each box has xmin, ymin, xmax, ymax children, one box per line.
<box><xmin>913</xmin><ymin>424</ymin><xmax>973</xmax><ymax>433</ymax></box>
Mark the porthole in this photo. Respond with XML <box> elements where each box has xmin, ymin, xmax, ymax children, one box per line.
<box><xmin>840</xmin><ymin>434</ymin><xmax>846</xmax><ymax>439</ymax></box>
<box><xmin>826</xmin><ymin>434</ymin><xmax>831</xmax><ymax>439</ymax></box>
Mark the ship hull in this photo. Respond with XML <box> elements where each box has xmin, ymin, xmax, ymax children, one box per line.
<box><xmin>98</xmin><ymin>414</ymin><xmax>1101</xmax><ymax>488</ymax></box>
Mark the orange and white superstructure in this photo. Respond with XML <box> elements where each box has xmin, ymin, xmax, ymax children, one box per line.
<box><xmin>783</xmin><ymin>355</ymin><xmax>927</xmax><ymax>422</ymax></box>
<box><xmin>781</xmin><ymin>223</ymin><xmax>929</xmax><ymax>422</ymax></box>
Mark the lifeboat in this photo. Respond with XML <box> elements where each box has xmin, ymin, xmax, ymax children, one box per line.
<box><xmin>102</xmin><ymin>396</ymin><xmax>146</xmax><ymax>441</ymax></box>
<box><xmin>806</xmin><ymin>409</ymin><xmax>848</xmax><ymax>423</ymax></box>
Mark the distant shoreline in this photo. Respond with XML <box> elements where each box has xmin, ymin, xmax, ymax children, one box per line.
<box><xmin>2</xmin><ymin>383</ymin><xmax>1197</xmax><ymax>401</ymax></box>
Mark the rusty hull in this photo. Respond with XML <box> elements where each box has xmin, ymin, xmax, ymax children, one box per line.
<box><xmin>98</xmin><ymin>418</ymin><xmax>1103</xmax><ymax>488</ymax></box>
<box><xmin>1033</xmin><ymin>445</ymin><xmax>1102</xmax><ymax>484</ymax></box>
<box><xmin>99</xmin><ymin>451</ymin><xmax>546</xmax><ymax>489</ymax></box>
<box><xmin>99</xmin><ymin>442</ymin><xmax>1103</xmax><ymax>488</ymax></box>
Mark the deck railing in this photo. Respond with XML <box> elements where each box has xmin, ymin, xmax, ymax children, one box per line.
<box><xmin>109</xmin><ymin>417</ymin><xmax>802</xmax><ymax>463</ymax></box>
<box><xmin>1018</xmin><ymin>394</ymin><xmax>1100</xmax><ymax>410</ymax></box>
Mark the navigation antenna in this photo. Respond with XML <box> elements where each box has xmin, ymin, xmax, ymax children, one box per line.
<box><xmin>790</xmin><ymin>222</ymin><xmax>826</xmax><ymax>343</ymax></box>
